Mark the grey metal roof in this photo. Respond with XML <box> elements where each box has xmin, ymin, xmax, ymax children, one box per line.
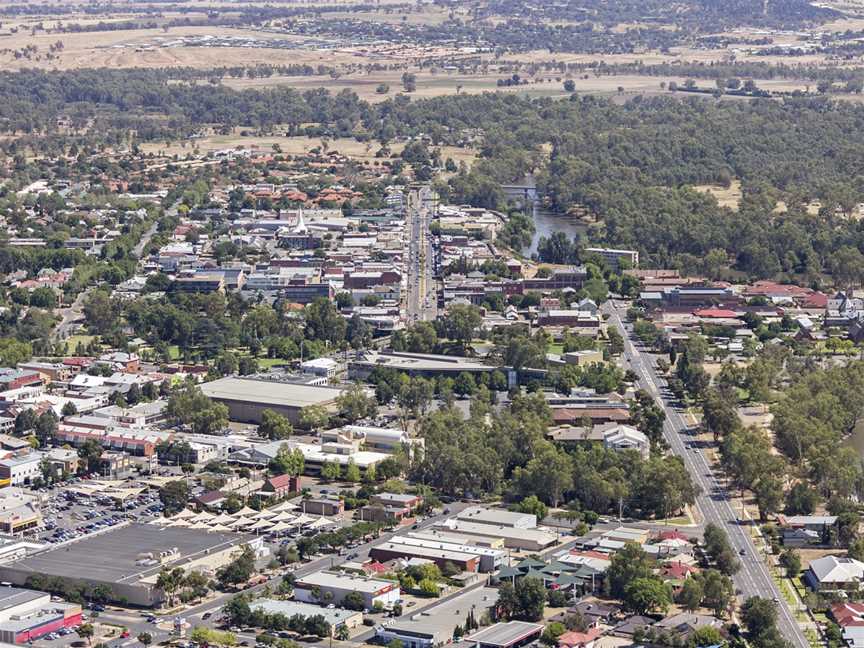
<box><xmin>201</xmin><ymin>377</ymin><xmax>342</xmax><ymax>407</ymax></box>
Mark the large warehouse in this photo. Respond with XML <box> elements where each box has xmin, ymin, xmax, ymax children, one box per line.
<box><xmin>200</xmin><ymin>377</ymin><xmax>342</xmax><ymax>424</ymax></box>
<box><xmin>0</xmin><ymin>523</ymin><xmax>261</xmax><ymax>607</ymax></box>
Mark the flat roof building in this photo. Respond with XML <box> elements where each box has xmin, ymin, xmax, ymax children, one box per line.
<box><xmin>350</xmin><ymin>351</ymin><xmax>514</xmax><ymax>388</ymax></box>
<box><xmin>0</xmin><ymin>489</ymin><xmax>41</xmax><ymax>534</ymax></box>
<box><xmin>408</xmin><ymin>529</ymin><xmax>505</xmax><ymax>550</ymax></box>
<box><xmin>374</xmin><ymin>536</ymin><xmax>504</xmax><ymax>573</ymax></box>
<box><xmin>437</xmin><ymin>519</ymin><xmax>557</xmax><ymax>552</ymax></box>
<box><xmin>369</xmin><ymin>541</ymin><xmax>481</xmax><ymax>573</ymax></box>
<box><xmin>457</xmin><ymin>507</ymin><xmax>537</xmax><ymax>529</ymax></box>
<box><xmin>249</xmin><ymin>599</ymin><xmax>363</xmax><ymax>635</ymax></box>
<box><xmin>585</xmin><ymin>247</ymin><xmax>639</xmax><ymax>269</ymax></box>
<box><xmin>376</xmin><ymin>586</ymin><xmax>498</xmax><ymax>648</ymax></box>
<box><xmin>200</xmin><ymin>377</ymin><xmax>342</xmax><ymax>424</ymax></box>
<box><xmin>0</xmin><ymin>453</ymin><xmax>42</xmax><ymax>487</ymax></box>
<box><xmin>294</xmin><ymin>571</ymin><xmax>400</xmax><ymax>610</ymax></box>
<box><xmin>0</xmin><ymin>586</ymin><xmax>82</xmax><ymax>645</ymax></box>
<box><xmin>465</xmin><ymin>621</ymin><xmax>544</xmax><ymax>648</ymax></box>
<box><xmin>0</xmin><ymin>523</ymin><xmax>260</xmax><ymax>607</ymax></box>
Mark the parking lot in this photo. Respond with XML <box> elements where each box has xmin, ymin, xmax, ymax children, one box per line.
<box><xmin>29</xmin><ymin>480</ymin><xmax>165</xmax><ymax>546</ymax></box>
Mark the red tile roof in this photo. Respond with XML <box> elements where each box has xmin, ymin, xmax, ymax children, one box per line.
<box><xmin>831</xmin><ymin>602</ymin><xmax>864</xmax><ymax>626</ymax></box>
<box><xmin>802</xmin><ymin>292</ymin><xmax>828</xmax><ymax>308</ymax></box>
<box><xmin>745</xmin><ymin>280</ymin><xmax>810</xmax><ymax>297</ymax></box>
<box><xmin>267</xmin><ymin>474</ymin><xmax>296</xmax><ymax>490</ymax></box>
<box><xmin>662</xmin><ymin>561</ymin><xmax>698</xmax><ymax>580</ymax></box>
<box><xmin>364</xmin><ymin>561</ymin><xmax>388</xmax><ymax>573</ymax></box>
<box><xmin>558</xmin><ymin>627</ymin><xmax>602</xmax><ymax>648</ymax></box>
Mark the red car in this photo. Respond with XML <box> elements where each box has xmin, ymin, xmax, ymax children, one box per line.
<box><xmin>120</xmin><ymin>630</ymin><xmax>130</xmax><ymax>639</ymax></box>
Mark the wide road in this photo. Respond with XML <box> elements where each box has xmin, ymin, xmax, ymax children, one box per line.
<box><xmin>606</xmin><ymin>302</ymin><xmax>808</xmax><ymax>648</ymax></box>
<box><xmin>404</xmin><ymin>185</ymin><xmax>437</xmax><ymax>323</ymax></box>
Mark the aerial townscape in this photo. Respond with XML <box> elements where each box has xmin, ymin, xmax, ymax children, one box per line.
<box><xmin>6</xmin><ymin>1</ymin><xmax>864</xmax><ymax>648</ymax></box>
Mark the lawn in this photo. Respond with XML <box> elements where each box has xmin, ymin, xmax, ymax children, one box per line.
<box><xmin>257</xmin><ymin>357</ymin><xmax>291</xmax><ymax>369</ymax></box>
<box><xmin>66</xmin><ymin>335</ymin><xmax>97</xmax><ymax>352</ymax></box>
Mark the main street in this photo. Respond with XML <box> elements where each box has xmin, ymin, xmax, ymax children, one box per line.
<box><xmin>606</xmin><ymin>302</ymin><xmax>809</xmax><ymax>648</ymax></box>
<box><xmin>404</xmin><ymin>185</ymin><xmax>437</xmax><ymax>323</ymax></box>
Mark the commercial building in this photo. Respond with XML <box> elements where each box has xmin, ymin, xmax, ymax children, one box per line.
<box><xmin>359</xmin><ymin>492</ymin><xmax>424</xmax><ymax>522</ymax></box>
<box><xmin>561</xmin><ymin>350</ymin><xmax>604</xmax><ymax>367</ymax></box>
<box><xmin>436</xmin><ymin>519</ymin><xmax>557</xmax><ymax>552</ymax></box>
<box><xmin>0</xmin><ymin>537</ymin><xmax>44</xmax><ymax>565</ymax></box>
<box><xmin>92</xmin><ymin>401</ymin><xmax>168</xmax><ymax>428</ymax></box>
<box><xmin>0</xmin><ymin>371</ymin><xmax>42</xmax><ymax>394</ymax></box>
<box><xmin>369</xmin><ymin>541</ymin><xmax>480</xmax><ymax>573</ymax></box>
<box><xmin>249</xmin><ymin>599</ymin><xmax>363</xmax><ymax>636</ymax></box>
<box><xmin>536</xmin><ymin>310</ymin><xmax>601</xmax><ymax>331</ymax></box>
<box><xmin>200</xmin><ymin>377</ymin><xmax>341</xmax><ymax>424</ymax></box>
<box><xmin>302</xmin><ymin>497</ymin><xmax>345</xmax><ymax>516</ymax></box>
<box><xmin>55</xmin><ymin>421</ymin><xmax>170</xmax><ymax>457</ymax></box>
<box><xmin>294</xmin><ymin>571</ymin><xmax>400</xmax><ymax>610</ymax></box>
<box><xmin>0</xmin><ymin>523</ymin><xmax>261</xmax><ymax>607</ymax></box>
<box><xmin>0</xmin><ymin>454</ymin><xmax>42</xmax><ymax>487</ymax></box>
<box><xmin>585</xmin><ymin>247</ymin><xmax>639</xmax><ymax>269</ymax></box>
<box><xmin>409</xmin><ymin>529</ymin><xmax>505</xmax><ymax>550</ymax></box>
<box><xmin>329</xmin><ymin>426</ymin><xmax>410</xmax><ymax>452</ymax></box>
<box><xmin>457</xmin><ymin>507</ymin><xmax>537</xmax><ymax>529</ymax></box>
<box><xmin>369</xmin><ymin>535</ymin><xmax>504</xmax><ymax>572</ymax></box>
<box><xmin>0</xmin><ymin>490</ymin><xmax>41</xmax><ymax>534</ymax></box>
<box><xmin>43</xmin><ymin>449</ymin><xmax>79</xmax><ymax>477</ymax></box>
<box><xmin>465</xmin><ymin>621</ymin><xmax>544</xmax><ymax>648</ymax></box>
<box><xmin>349</xmin><ymin>351</ymin><xmax>514</xmax><ymax>388</ymax></box>
<box><xmin>230</xmin><ymin>440</ymin><xmax>389</xmax><ymax>475</ymax></box>
<box><xmin>376</xmin><ymin>586</ymin><xmax>498</xmax><ymax>648</ymax></box>
<box><xmin>0</xmin><ymin>586</ymin><xmax>81</xmax><ymax>645</ymax></box>
<box><xmin>17</xmin><ymin>362</ymin><xmax>73</xmax><ymax>383</ymax></box>
<box><xmin>300</xmin><ymin>358</ymin><xmax>340</xmax><ymax>380</ymax></box>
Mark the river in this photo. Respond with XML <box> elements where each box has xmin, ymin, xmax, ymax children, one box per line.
<box><xmin>522</xmin><ymin>204</ymin><xmax>587</xmax><ymax>257</ymax></box>
<box><xmin>843</xmin><ymin>421</ymin><xmax>864</xmax><ymax>457</ymax></box>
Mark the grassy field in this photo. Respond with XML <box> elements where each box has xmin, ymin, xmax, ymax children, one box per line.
<box><xmin>257</xmin><ymin>357</ymin><xmax>291</xmax><ymax>369</ymax></box>
<box><xmin>66</xmin><ymin>335</ymin><xmax>97</xmax><ymax>352</ymax></box>
<box><xmin>138</xmin><ymin>129</ymin><xmax>480</xmax><ymax>167</ymax></box>
<box><xmin>693</xmin><ymin>179</ymin><xmax>743</xmax><ymax>210</ymax></box>
<box><xmin>139</xmin><ymin>131</ymin><xmax>403</xmax><ymax>159</ymax></box>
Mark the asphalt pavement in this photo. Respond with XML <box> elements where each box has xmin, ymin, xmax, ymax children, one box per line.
<box><xmin>606</xmin><ymin>302</ymin><xmax>809</xmax><ymax>648</ymax></box>
<box><xmin>404</xmin><ymin>186</ymin><xmax>437</xmax><ymax>323</ymax></box>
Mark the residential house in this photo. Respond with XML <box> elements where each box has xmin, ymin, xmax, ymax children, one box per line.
<box><xmin>830</xmin><ymin>602</ymin><xmax>864</xmax><ymax>648</ymax></box>
<box><xmin>651</xmin><ymin>613</ymin><xmax>721</xmax><ymax>641</ymax></box>
<box><xmin>805</xmin><ymin>556</ymin><xmax>864</xmax><ymax>592</ymax></box>
<box><xmin>557</xmin><ymin>627</ymin><xmax>603</xmax><ymax>648</ymax></box>
<box><xmin>602</xmin><ymin>425</ymin><xmax>650</xmax><ymax>459</ymax></box>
